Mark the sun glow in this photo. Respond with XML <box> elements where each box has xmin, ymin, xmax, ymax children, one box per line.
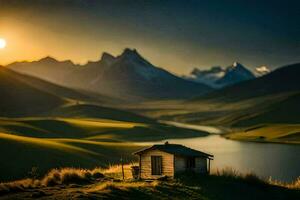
<box><xmin>0</xmin><ymin>38</ymin><xmax>6</xmax><ymax>49</ymax></box>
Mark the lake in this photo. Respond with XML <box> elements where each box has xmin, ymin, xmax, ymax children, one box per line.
<box><xmin>143</xmin><ymin>122</ymin><xmax>300</xmax><ymax>182</ymax></box>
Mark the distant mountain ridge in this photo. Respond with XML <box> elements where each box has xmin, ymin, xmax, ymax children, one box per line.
<box><xmin>7</xmin><ymin>48</ymin><xmax>212</xmax><ymax>100</ymax></box>
<box><xmin>186</xmin><ymin>62</ymin><xmax>256</xmax><ymax>88</ymax></box>
<box><xmin>201</xmin><ymin>63</ymin><xmax>300</xmax><ymax>101</ymax></box>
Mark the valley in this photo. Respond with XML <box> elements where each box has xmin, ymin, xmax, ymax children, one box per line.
<box><xmin>1</xmin><ymin>49</ymin><xmax>300</xmax><ymax>184</ymax></box>
<box><xmin>1</xmin><ymin>2</ymin><xmax>299</xmax><ymax>199</ymax></box>
<box><xmin>0</xmin><ymin>115</ymin><xmax>207</xmax><ymax>181</ymax></box>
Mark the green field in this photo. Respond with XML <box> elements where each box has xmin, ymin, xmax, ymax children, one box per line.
<box><xmin>0</xmin><ymin>117</ymin><xmax>207</xmax><ymax>181</ymax></box>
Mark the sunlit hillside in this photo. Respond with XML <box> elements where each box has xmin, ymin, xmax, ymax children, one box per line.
<box><xmin>0</xmin><ymin>117</ymin><xmax>207</xmax><ymax>181</ymax></box>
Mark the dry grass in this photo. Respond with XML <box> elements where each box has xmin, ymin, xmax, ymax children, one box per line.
<box><xmin>0</xmin><ymin>178</ymin><xmax>40</xmax><ymax>194</ymax></box>
<box><xmin>86</xmin><ymin>180</ymin><xmax>159</xmax><ymax>193</ymax></box>
<box><xmin>40</xmin><ymin>167</ymin><xmax>104</xmax><ymax>186</ymax></box>
<box><xmin>1</xmin><ymin>165</ymin><xmax>299</xmax><ymax>197</ymax></box>
<box><xmin>269</xmin><ymin>177</ymin><xmax>300</xmax><ymax>189</ymax></box>
<box><xmin>0</xmin><ymin>164</ymin><xmax>136</xmax><ymax>195</ymax></box>
<box><xmin>213</xmin><ymin>167</ymin><xmax>300</xmax><ymax>189</ymax></box>
<box><xmin>100</xmin><ymin>163</ymin><xmax>136</xmax><ymax>179</ymax></box>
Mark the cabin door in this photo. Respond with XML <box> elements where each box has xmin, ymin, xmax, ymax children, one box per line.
<box><xmin>151</xmin><ymin>156</ymin><xmax>162</xmax><ymax>175</ymax></box>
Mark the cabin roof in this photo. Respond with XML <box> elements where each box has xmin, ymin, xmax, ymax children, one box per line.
<box><xmin>134</xmin><ymin>142</ymin><xmax>213</xmax><ymax>158</ymax></box>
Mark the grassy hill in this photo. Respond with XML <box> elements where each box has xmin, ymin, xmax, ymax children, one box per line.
<box><xmin>127</xmin><ymin>91</ymin><xmax>300</xmax><ymax>144</ymax></box>
<box><xmin>49</xmin><ymin>104</ymin><xmax>156</xmax><ymax>124</ymax></box>
<box><xmin>128</xmin><ymin>92</ymin><xmax>299</xmax><ymax>126</ymax></box>
<box><xmin>0</xmin><ymin>67</ymin><xmax>65</xmax><ymax>117</ymax></box>
<box><xmin>0</xmin><ymin>66</ymin><xmax>125</xmax><ymax>117</ymax></box>
<box><xmin>231</xmin><ymin>92</ymin><xmax>300</xmax><ymax>127</ymax></box>
<box><xmin>0</xmin><ymin>66</ymin><xmax>210</xmax><ymax>181</ymax></box>
<box><xmin>0</xmin><ymin>117</ymin><xmax>207</xmax><ymax>181</ymax></box>
<box><xmin>225</xmin><ymin>124</ymin><xmax>300</xmax><ymax>144</ymax></box>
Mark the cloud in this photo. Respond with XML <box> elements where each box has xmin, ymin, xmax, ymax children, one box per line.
<box><xmin>255</xmin><ymin>66</ymin><xmax>270</xmax><ymax>75</ymax></box>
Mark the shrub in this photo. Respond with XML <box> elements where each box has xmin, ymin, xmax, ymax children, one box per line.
<box><xmin>244</xmin><ymin>173</ymin><xmax>267</xmax><ymax>187</ymax></box>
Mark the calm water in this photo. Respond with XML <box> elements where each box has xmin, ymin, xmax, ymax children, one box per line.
<box><xmin>142</xmin><ymin>122</ymin><xmax>300</xmax><ymax>182</ymax></box>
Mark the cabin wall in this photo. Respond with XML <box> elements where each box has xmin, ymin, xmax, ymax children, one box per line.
<box><xmin>195</xmin><ymin>157</ymin><xmax>208</xmax><ymax>173</ymax></box>
<box><xmin>140</xmin><ymin>150</ymin><xmax>174</xmax><ymax>179</ymax></box>
<box><xmin>174</xmin><ymin>156</ymin><xmax>186</xmax><ymax>172</ymax></box>
<box><xmin>174</xmin><ymin>156</ymin><xmax>208</xmax><ymax>174</ymax></box>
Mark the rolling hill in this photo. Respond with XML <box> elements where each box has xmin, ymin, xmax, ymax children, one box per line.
<box><xmin>0</xmin><ymin>66</ymin><xmax>65</xmax><ymax>117</ymax></box>
<box><xmin>0</xmin><ymin>67</ymin><xmax>209</xmax><ymax>181</ymax></box>
<box><xmin>0</xmin><ymin>117</ymin><xmax>208</xmax><ymax>181</ymax></box>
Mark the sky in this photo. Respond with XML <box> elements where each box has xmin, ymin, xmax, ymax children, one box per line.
<box><xmin>0</xmin><ymin>0</ymin><xmax>299</xmax><ymax>75</ymax></box>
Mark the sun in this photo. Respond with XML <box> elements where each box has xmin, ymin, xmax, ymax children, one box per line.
<box><xmin>0</xmin><ymin>38</ymin><xmax>7</xmax><ymax>49</ymax></box>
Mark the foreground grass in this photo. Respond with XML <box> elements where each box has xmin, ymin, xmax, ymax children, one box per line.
<box><xmin>225</xmin><ymin>124</ymin><xmax>300</xmax><ymax>144</ymax></box>
<box><xmin>0</xmin><ymin>166</ymin><xmax>299</xmax><ymax>200</ymax></box>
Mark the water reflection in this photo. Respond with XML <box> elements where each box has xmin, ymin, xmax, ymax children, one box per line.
<box><xmin>138</xmin><ymin>135</ymin><xmax>300</xmax><ymax>182</ymax></box>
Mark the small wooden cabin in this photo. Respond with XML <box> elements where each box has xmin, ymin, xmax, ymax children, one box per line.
<box><xmin>134</xmin><ymin>142</ymin><xmax>213</xmax><ymax>179</ymax></box>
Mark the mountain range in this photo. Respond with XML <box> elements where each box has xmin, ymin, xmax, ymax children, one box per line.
<box><xmin>7</xmin><ymin>48</ymin><xmax>212</xmax><ymax>100</ymax></box>
<box><xmin>203</xmin><ymin>63</ymin><xmax>300</xmax><ymax>101</ymax></box>
<box><xmin>183</xmin><ymin>63</ymin><xmax>300</xmax><ymax>126</ymax></box>
<box><xmin>185</xmin><ymin>62</ymin><xmax>257</xmax><ymax>88</ymax></box>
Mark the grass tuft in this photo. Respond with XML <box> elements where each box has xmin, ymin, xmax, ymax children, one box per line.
<box><xmin>41</xmin><ymin>168</ymin><xmax>105</xmax><ymax>186</ymax></box>
<box><xmin>269</xmin><ymin>177</ymin><xmax>300</xmax><ymax>189</ymax></box>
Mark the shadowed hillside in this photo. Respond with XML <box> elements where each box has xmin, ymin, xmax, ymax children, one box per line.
<box><xmin>0</xmin><ymin>67</ymin><xmax>65</xmax><ymax>117</ymax></box>
<box><xmin>50</xmin><ymin>104</ymin><xmax>156</xmax><ymax>123</ymax></box>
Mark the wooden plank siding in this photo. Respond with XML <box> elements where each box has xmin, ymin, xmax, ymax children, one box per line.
<box><xmin>140</xmin><ymin>149</ymin><xmax>174</xmax><ymax>179</ymax></box>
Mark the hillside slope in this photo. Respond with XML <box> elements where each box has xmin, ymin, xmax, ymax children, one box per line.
<box><xmin>0</xmin><ymin>67</ymin><xmax>65</xmax><ymax>117</ymax></box>
<box><xmin>232</xmin><ymin>92</ymin><xmax>300</xmax><ymax>127</ymax></box>
<box><xmin>0</xmin><ymin>117</ymin><xmax>207</xmax><ymax>181</ymax></box>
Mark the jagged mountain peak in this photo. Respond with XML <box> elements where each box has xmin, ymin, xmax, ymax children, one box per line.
<box><xmin>122</xmin><ymin>48</ymin><xmax>139</xmax><ymax>56</ymax></box>
<box><xmin>38</xmin><ymin>56</ymin><xmax>59</xmax><ymax>63</ymax></box>
<box><xmin>119</xmin><ymin>48</ymin><xmax>144</xmax><ymax>61</ymax></box>
<box><xmin>38</xmin><ymin>56</ymin><xmax>75</xmax><ymax>66</ymax></box>
<box><xmin>115</xmin><ymin>48</ymin><xmax>152</xmax><ymax>68</ymax></box>
<box><xmin>186</xmin><ymin>62</ymin><xmax>255</xmax><ymax>88</ymax></box>
<box><xmin>100</xmin><ymin>52</ymin><xmax>116</xmax><ymax>66</ymax></box>
<box><xmin>226</xmin><ymin>62</ymin><xmax>254</xmax><ymax>74</ymax></box>
<box><xmin>228</xmin><ymin>62</ymin><xmax>247</xmax><ymax>70</ymax></box>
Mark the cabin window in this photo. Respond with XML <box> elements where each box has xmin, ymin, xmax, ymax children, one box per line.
<box><xmin>151</xmin><ymin>156</ymin><xmax>162</xmax><ymax>175</ymax></box>
<box><xmin>186</xmin><ymin>157</ymin><xmax>196</xmax><ymax>169</ymax></box>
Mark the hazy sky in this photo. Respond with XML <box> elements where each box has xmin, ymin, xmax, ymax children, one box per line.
<box><xmin>0</xmin><ymin>0</ymin><xmax>299</xmax><ymax>74</ymax></box>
